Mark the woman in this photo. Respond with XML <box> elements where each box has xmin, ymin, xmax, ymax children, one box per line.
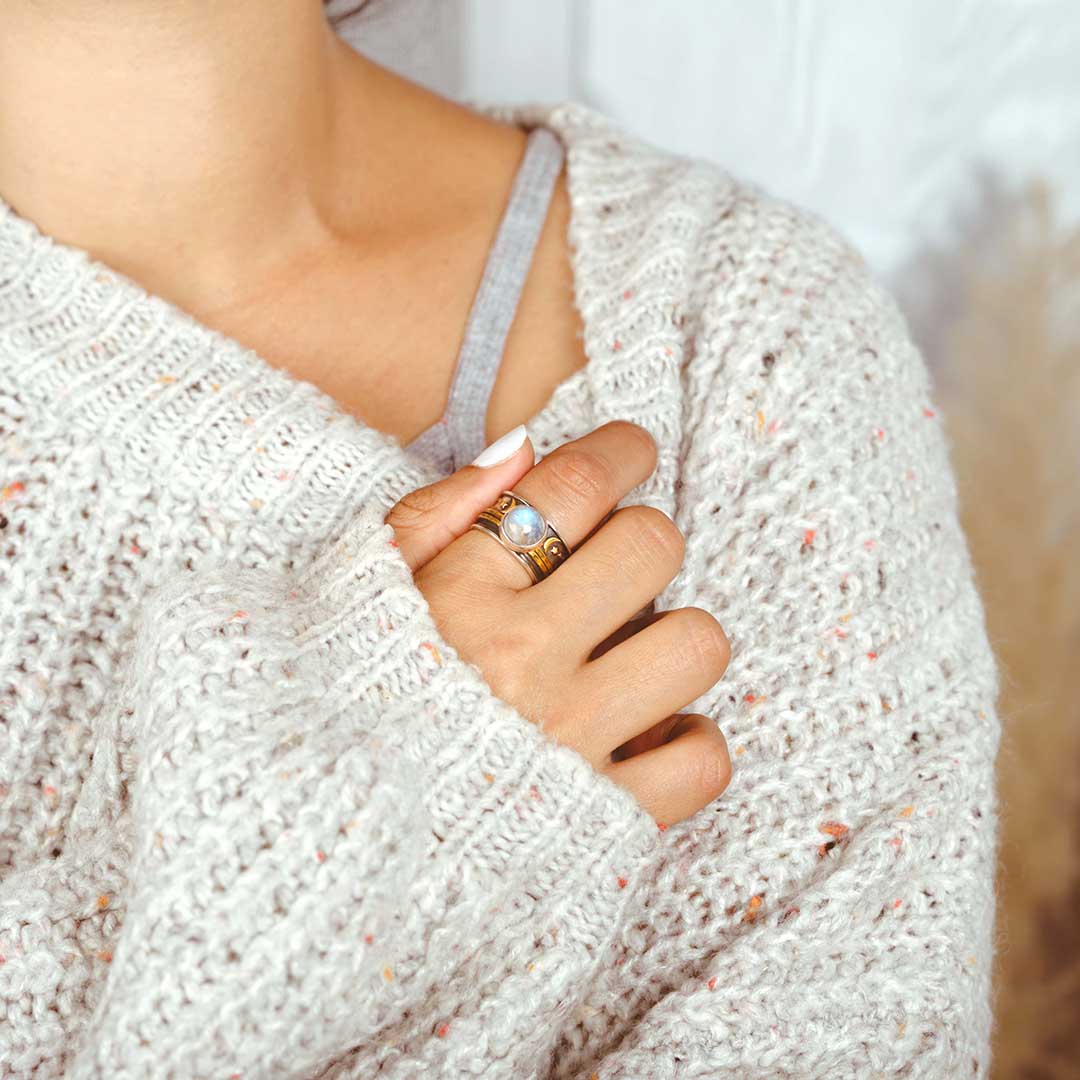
<box><xmin>0</xmin><ymin>2</ymin><xmax>1000</xmax><ymax>1077</ymax></box>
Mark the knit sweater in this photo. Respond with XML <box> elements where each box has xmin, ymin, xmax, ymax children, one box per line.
<box><xmin>0</xmin><ymin>99</ymin><xmax>1000</xmax><ymax>1079</ymax></box>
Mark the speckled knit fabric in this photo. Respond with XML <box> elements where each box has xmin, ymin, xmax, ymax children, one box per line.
<box><xmin>0</xmin><ymin>99</ymin><xmax>1000</xmax><ymax>1078</ymax></box>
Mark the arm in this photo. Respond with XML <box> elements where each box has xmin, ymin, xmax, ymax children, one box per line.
<box><xmin>66</xmin><ymin>500</ymin><xmax>660</xmax><ymax>1078</ymax></box>
<box><xmin>589</xmin><ymin>210</ymin><xmax>1001</xmax><ymax>1077</ymax></box>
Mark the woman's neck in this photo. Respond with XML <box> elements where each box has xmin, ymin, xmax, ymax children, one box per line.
<box><xmin>0</xmin><ymin>1</ymin><xmax>396</xmax><ymax>311</ymax></box>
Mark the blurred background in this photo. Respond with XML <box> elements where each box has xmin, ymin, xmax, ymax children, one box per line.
<box><xmin>340</xmin><ymin>1</ymin><xmax>1080</xmax><ymax>1073</ymax></box>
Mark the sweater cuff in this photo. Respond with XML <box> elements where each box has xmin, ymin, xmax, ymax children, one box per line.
<box><xmin>303</xmin><ymin>501</ymin><xmax>663</xmax><ymax>905</ymax></box>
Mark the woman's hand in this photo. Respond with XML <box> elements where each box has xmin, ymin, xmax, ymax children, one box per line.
<box><xmin>386</xmin><ymin>420</ymin><xmax>732</xmax><ymax>826</ymax></box>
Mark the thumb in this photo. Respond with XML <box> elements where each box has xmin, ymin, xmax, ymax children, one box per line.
<box><xmin>387</xmin><ymin>424</ymin><xmax>536</xmax><ymax>572</ymax></box>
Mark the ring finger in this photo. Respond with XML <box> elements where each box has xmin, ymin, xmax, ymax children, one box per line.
<box><xmin>573</xmin><ymin>606</ymin><xmax>731</xmax><ymax>759</ymax></box>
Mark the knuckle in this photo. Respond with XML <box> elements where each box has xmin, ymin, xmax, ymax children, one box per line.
<box><xmin>678</xmin><ymin>607</ymin><xmax>731</xmax><ymax>677</ymax></box>
<box><xmin>546</xmin><ymin>447</ymin><xmax>617</xmax><ymax>504</ymax></box>
<box><xmin>472</xmin><ymin>617</ymin><xmax>541</xmax><ymax>701</ymax></box>
<box><xmin>481</xmin><ymin>650</ymin><xmax>526</xmax><ymax>703</ymax></box>
<box><xmin>694</xmin><ymin>740</ymin><xmax>732</xmax><ymax>800</ymax></box>
<box><xmin>387</xmin><ymin>484</ymin><xmax>443</xmax><ymax>532</ymax></box>
<box><xmin>622</xmin><ymin>505</ymin><xmax>685</xmax><ymax>565</ymax></box>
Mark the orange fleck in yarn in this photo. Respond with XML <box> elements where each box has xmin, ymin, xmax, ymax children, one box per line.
<box><xmin>742</xmin><ymin>895</ymin><xmax>765</xmax><ymax>924</ymax></box>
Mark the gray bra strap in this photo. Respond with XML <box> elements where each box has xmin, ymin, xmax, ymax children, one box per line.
<box><xmin>442</xmin><ymin>126</ymin><xmax>565</xmax><ymax>468</ymax></box>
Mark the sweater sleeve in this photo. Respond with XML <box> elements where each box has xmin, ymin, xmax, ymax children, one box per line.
<box><xmin>67</xmin><ymin>499</ymin><xmax>660</xmax><ymax>1078</ymax></box>
<box><xmin>584</xmin><ymin>220</ymin><xmax>1002</xmax><ymax>1078</ymax></box>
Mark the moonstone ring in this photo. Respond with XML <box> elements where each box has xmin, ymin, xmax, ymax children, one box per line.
<box><xmin>470</xmin><ymin>491</ymin><xmax>571</xmax><ymax>584</ymax></box>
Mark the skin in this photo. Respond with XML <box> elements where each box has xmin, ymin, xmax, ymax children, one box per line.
<box><xmin>0</xmin><ymin>0</ymin><xmax>732</xmax><ymax>824</ymax></box>
<box><xmin>387</xmin><ymin>422</ymin><xmax>733</xmax><ymax>825</ymax></box>
<box><xmin>0</xmin><ymin>0</ymin><xmax>581</xmax><ymax>444</ymax></box>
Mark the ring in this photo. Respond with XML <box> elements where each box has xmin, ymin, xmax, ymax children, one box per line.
<box><xmin>470</xmin><ymin>490</ymin><xmax>571</xmax><ymax>584</ymax></box>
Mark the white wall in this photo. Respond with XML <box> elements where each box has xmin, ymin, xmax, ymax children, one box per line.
<box><xmin>347</xmin><ymin>0</ymin><xmax>1080</xmax><ymax>362</ymax></box>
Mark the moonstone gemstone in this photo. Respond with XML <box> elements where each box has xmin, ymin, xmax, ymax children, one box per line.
<box><xmin>501</xmin><ymin>504</ymin><xmax>546</xmax><ymax>548</ymax></box>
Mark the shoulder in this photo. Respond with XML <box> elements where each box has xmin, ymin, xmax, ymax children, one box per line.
<box><xmin>516</xmin><ymin>102</ymin><xmax>917</xmax><ymax>370</ymax></box>
<box><xmin>521</xmin><ymin>101</ymin><xmax>931</xmax><ymax>443</ymax></box>
<box><xmin>546</xmin><ymin>106</ymin><xmax>983</xmax><ymax>612</ymax></box>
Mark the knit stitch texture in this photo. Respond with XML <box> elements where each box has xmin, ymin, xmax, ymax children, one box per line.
<box><xmin>0</xmin><ymin>100</ymin><xmax>1000</xmax><ymax>1078</ymax></box>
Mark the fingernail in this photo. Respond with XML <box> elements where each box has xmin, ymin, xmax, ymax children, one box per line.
<box><xmin>471</xmin><ymin>424</ymin><xmax>529</xmax><ymax>468</ymax></box>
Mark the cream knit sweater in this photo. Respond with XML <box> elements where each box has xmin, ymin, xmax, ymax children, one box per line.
<box><xmin>0</xmin><ymin>100</ymin><xmax>1000</xmax><ymax>1078</ymax></box>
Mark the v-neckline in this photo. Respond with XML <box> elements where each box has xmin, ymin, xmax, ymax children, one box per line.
<box><xmin>2</xmin><ymin>105</ymin><xmax>589</xmax><ymax>457</ymax></box>
<box><xmin>0</xmin><ymin>99</ymin><xmax>687</xmax><ymax>533</ymax></box>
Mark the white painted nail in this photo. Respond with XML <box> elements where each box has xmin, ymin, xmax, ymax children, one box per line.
<box><xmin>470</xmin><ymin>424</ymin><xmax>529</xmax><ymax>468</ymax></box>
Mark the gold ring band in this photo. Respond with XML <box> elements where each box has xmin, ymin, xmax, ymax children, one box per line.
<box><xmin>470</xmin><ymin>490</ymin><xmax>571</xmax><ymax>584</ymax></box>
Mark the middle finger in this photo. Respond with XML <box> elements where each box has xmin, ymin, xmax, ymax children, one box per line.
<box><xmin>523</xmin><ymin>503</ymin><xmax>685</xmax><ymax>661</ymax></box>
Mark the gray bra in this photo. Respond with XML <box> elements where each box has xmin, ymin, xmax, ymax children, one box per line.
<box><xmin>403</xmin><ymin>125</ymin><xmax>565</xmax><ymax>475</ymax></box>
